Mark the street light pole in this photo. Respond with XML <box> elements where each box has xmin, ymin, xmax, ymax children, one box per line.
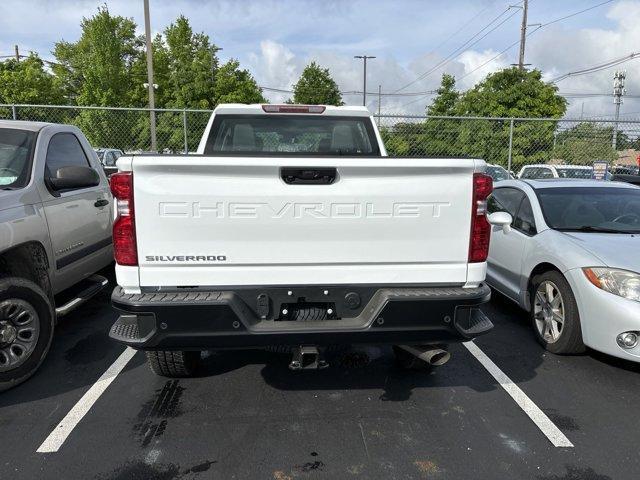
<box><xmin>354</xmin><ymin>55</ymin><xmax>376</xmax><ymax>107</ymax></box>
<box><xmin>143</xmin><ymin>0</ymin><xmax>157</xmax><ymax>152</ymax></box>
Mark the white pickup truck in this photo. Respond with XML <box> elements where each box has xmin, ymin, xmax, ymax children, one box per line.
<box><xmin>109</xmin><ymin>104</ymin><xmax>510</xmax><ymax>376</ymax></box>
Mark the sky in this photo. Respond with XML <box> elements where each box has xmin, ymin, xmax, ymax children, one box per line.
<box><xmin>1</xmin><ymin>0</ymin><xmax>639</xmax><ymax>117</ymax></box>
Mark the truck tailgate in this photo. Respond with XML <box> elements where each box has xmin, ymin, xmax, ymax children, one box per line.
<box><xmin>132</xmin><ymin>156</ymin><xmax>481</xmax><ymax>287</ymax></box>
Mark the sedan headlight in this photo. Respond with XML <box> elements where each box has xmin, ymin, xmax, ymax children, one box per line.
<box><xmin>583</xmin><ymin>268</ymin><xmax>640</xmax><ymax>302</ymax></box>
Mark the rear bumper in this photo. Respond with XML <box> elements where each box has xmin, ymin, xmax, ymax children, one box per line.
<box><xmin>110</xmin><ymin>284</ymin><xmax>492</xmax><ymax>350</ymax></box>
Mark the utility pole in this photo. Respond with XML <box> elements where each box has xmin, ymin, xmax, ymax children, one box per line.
<box><xmin>354</xmin><ymin>55</ymin><xmax>376</xmax><ymax>107</ymax></box>
<box><xmin>377</xmin><ymin>85</ymin><xmax>382</xmax><ymax>126</ymax></box>
<box><xmin>143</xmin><ymin>0</ymin><xmax>157</xmax><ymax>152</ymax></box>
<box><xmin>612</xmin><ymin>70</ymin><xmax>626</xmax><ymax>150</ymax></box>
<box><xmin>517</xmin><ymin>0</ymin><xmax>529</xmax><ymax>70</ymax></box>
<box><xmin>14</xmin><ymin>45</ymin><xmax>19</xmax><ymax>62</ymax></box>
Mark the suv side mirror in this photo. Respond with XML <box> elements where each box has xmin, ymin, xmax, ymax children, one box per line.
<box><xmin>49</xmin><ymin>165</ymin><xmax>100</xmax><ymax>190</ymax></box>
<box><xmin>487</xmin><ymin>211</ymin><xmax>513</xmax><ymax>234</ymax></box>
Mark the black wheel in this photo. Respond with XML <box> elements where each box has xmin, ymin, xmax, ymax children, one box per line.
<box><xmin>146</xmin><ymin>350</ymin><xmax>201</xmax><ymax>377</ymax></box>
<box><xmin>393</xmin><ymin>345</ymin><xmax>447</xmax><ymax>371</ymax></box>
<box><xmin>0</xmin><ymin>277</ymin><xmax>55</xmax><ymax>391</ymax></box>
<box><xmin>529</xmin><ymin>270</ymin><xmax>585</xmax><ymax>354</ymax></box>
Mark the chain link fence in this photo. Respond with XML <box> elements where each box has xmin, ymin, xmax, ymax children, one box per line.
<box><xmin>0</xmin><ymin>104</ymin><xmax>213</xmax><ymax>154</ymax></box>
<box><xmin>376</xmin><ymin>114</ymin><xmax>640</xmax><ymax>178</ymax></box>
<box><xmin>2</xmin><ymin>104</ymin><xmax>639</xmax><ymax>177</ymax></box>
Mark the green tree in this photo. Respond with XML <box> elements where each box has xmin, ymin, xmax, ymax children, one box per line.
<box><xmin>131</xmin><ymin>17</ymin><xmax>264</xmax><ymax>151</ymax></box>
<box><xmin>427</xmin><ymin>73</ymin><xmax>459</xmax><ymax>116</ymax></box>
<box><xmin>53</xmin><ymin>6</ymin><xmax>141</xmax><ymax>149</ymax></box>
<box><xmin>382</xmin><ymin>75</ymin><xmax>463</xmax><ymax>157</ymax></box>
<box><xmin>423</xmin><ymin>74</ymin><xmax>462</xmax><ymax>156</ymax></box>
<box><xmin>453</xmin><ymin>68</ymin><xmax>567</xmax><ymax>166</ymax></box>
<box><xmin>0</xmin><ymin>55</ymin><xmax>64</xmax><ymax>106</ymax></box>
<box><xmin>292</xmin><ymin>62</ymin><xmax>343</xmax><ymax>105</ymax></box>
<box><xmin>213</xmin><ymin>60</ymin><xmax>265</xmax><ymax>105</ymax></box>
<box><xmin>553</xmin><ymin>122</ymin><xmax>618</xmax><ymax>164</ymax></box>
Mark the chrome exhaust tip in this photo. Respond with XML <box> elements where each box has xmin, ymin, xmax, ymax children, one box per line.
<box><xmin>398</xmin><ymin>345</ymin><xmax>451</xmax><ymax>366</ymax></box>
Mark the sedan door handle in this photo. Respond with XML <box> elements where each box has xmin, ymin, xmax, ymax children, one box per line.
<box><xmin>94</xmin><ymin>199</ymin><xmax>109</xmax><ymax>208</ymax></box>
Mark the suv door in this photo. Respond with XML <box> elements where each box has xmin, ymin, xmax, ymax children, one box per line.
<box><xmin>487</xmin><ymin>187</ymin><xmax>526</xmax><ymax>299</ymax></box>
<box><xmin>41</xmin><ymin>132</ymin><xmax>111</xmax><ymax>291</ymax></box>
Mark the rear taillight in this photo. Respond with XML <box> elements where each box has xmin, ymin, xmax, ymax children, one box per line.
<box><xmin>469</xmin><ymin>173</ymin><xmax>493</xmax><ymax>263</ymax></box>
<box><xmin>110</xmin><ymin>172</ymin><xmax>137</xmax><ymax>266</ymax></box>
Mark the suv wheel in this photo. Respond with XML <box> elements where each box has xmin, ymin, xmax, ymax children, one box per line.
<box><xmin>0</xmin><ymin>277</ymin><xmax>54</xmax><ymax>391</ymax></box>
<box><xmin>530</xmin><ymin>270</ymin><xmax>585</xmax><ymax>354</ymax></box>
<box><xmin>146</xmin><ymin>350</ymin><xmax>200</xmax><ymax>377</ymax></box>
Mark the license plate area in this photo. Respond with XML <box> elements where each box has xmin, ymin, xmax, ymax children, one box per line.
<box><xmin>276</xmin><ymin>302</ymin><xmax>338</xmax><ymax>321</ymax></box>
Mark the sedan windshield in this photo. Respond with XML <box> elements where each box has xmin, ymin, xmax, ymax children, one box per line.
<box><xmin>0</xmin><ymin>128</ymin><xmax>37</xmax><ymax>189</ymax></box>
<box><xmin>537</xmin><ymin>187</ymin><xmax>640</xmax><ymax>233</ymax></box>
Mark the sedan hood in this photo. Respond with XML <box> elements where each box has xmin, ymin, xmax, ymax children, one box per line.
<box><xmin>563</xmin><ymin>232</ymin><xmax>640</xmax><ymax>272</ymax></box>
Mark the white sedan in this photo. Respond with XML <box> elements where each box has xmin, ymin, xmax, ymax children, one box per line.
<box><xmin>486</xmin><ymin>179</ymin><xmax>640</xmax><ymax>362</ymax></box>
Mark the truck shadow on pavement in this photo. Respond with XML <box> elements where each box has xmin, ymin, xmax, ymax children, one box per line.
<box><xmin>194</xmin><ymin>342</ymin><xmax>540</xmax><ymax>400</ymax></box>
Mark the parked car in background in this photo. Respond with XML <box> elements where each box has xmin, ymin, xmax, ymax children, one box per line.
<box><xmin>517</xmin><ymin>164</ymin><xmax>594</xmax><ymax>180</ymax></box>
<box><xmin>0</xmin><ymin>120</ymin><xmax>113</xmax><ymax>390</ymax></box>
<box><xmin>108</xmin><ymin>103</ymin><xmax>512</xmax><ymax>377</ymax></box>
<box><xmin>485</xmin><ymin>164</ymin><xmax>512</xmax><ymax>183</ymax></box>
<box><xmin>612</xmin><ymin>174</ymin><xmax>640</xmax><ymax>186</ymax></box>
<box><xmin>486</xmin><ymin>179</ymin><xmax>640</xmax><ymax>362</ymax></box>
<box><xmin>95</xmin><ymin>148</ymin><xmax>124</xmax><ymax>176</ymax></box>
<box><xmin>611</xmin><ymin>165</ymin><xmax>639</xmax><ymax>176</ymax></box>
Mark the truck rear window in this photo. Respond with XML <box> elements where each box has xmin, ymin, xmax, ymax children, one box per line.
<box><xmin>204</xmin><ymin>115</ymin><xmax>380</xmax><ymax>156</ymax></box>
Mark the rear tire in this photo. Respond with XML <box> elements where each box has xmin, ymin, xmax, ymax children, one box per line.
<box><xmin>146</xmin><ymin>350</ymin><xmax>200</xmax><ymax>377</ymax></box>
<box><xmin>529</xmin><ymin>270</ymin><xmax>585</xmax><ymax>354</ymax></box>
<box><xmin>0</xmin><ymin>277</ymin><xmax>55</xmax><ymax>392</ymax></box>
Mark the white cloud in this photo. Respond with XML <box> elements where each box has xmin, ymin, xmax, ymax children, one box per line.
<box><xmin>3</xmin><ymin>0</ymin><xmax>640</xmax><ymax>119</ymax></box>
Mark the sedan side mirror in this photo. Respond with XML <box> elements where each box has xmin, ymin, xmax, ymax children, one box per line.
<box><xmin>49</xmin><ymin>165</ymin><xmax>100</xmax><ymax>190</ymax></box>
<box><xmin>487</xmin><ymin>211</ymin><xmax>513</xmax><ymax>234</ymax></box>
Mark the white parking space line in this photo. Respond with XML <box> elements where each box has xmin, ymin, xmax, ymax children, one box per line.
<box><xmin>463</xmin><ymin>341</ymin><xmax>574</xmax><ymax>448</ymax></box>
<box><xmin>36</xmin><ymin>347</ymin><xmax>137</xmax><ymax>453</ymax></box>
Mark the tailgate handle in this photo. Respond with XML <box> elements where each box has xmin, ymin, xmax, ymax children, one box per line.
<box><xmin>281</xmin><ymin>168</ymin><xmax>336</xmax><ymax>185</ymax></box>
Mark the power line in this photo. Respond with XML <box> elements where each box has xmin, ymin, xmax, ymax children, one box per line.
<box><xmin>461</xmin><ymin>1</ymin><xmax>619</xmax><ymax>84</ymax></box>
<box><xmin>541</xmin><ymin>0</ymin><xmax>614</xmax><ymax>27</ymax></box>
<box><xmin>394</xmin><ymin>3</ymin><xmax>522</xmax><ymax>93</ymax></box>
<box><xmin>550</xmin><ymin>52</ymin><xmax>640</xmax><ymax>83</ymax></box>
<box><xmin>259</xmin><ymin>86</ymin><xmax>438</xmax><ymax>97</ymax></box>
<box><xmin>402</xmin><ymin>0</ymin><xmax>619</xmax><ymax>108</ymax></box>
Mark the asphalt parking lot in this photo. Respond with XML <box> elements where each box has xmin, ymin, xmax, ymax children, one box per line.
<box><xmin>1</xmin><ymin>268</ymin><xmax>639</xmax><ymax>480</ymax></box>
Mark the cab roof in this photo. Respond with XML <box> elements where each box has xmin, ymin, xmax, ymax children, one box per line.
<box><xmin>0</xmin><ymin>119</ymin><xmax>54</xmax><ymax>131</ymax></box>
<box><xmin>212</xmin><ymin>103</ymin><xmax>372</xmax><ymax>117</ymax></box>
